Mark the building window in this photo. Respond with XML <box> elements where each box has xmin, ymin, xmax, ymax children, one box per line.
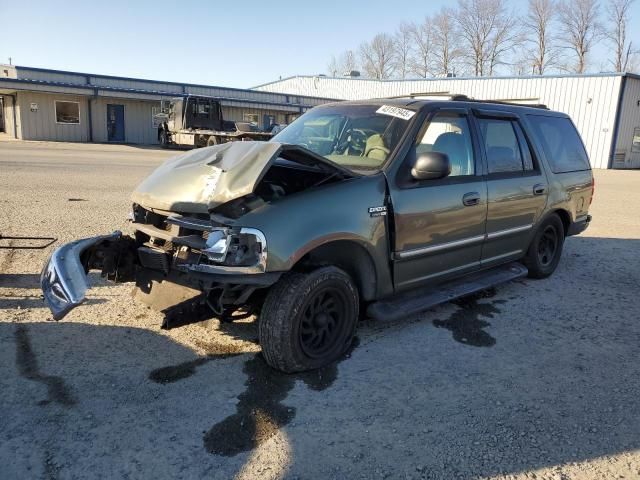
<box><xmin>243</xmin><ymin>113</ymin><xmax>259</xmax><ymax>124</ymax></box>
<box><xmin>55</xmin><ymin>101</ymin><xmax>80</xmax><ymax>124</ymax></box>
<box><xmin>632</xmin><ymin>127</ymin><xmax>640</xmax><ymax>153</ymax></box>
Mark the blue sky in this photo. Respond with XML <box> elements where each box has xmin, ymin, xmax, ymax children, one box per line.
<box><xmin>1</xmin><ymin>0</ymin><xmax>639</xmax><ymax>88</ymax></box>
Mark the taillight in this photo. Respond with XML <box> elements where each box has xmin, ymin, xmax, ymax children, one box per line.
<box><xmin>589</xmin><ymin>177</ymin><xmax>595</xmax><ymax>205</ymax></box>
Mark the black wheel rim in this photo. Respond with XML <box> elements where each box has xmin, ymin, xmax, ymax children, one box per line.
<box><xmin>537</xmin><ymin>225</ymin><xmax>558</xmax><ymax>266</ymax></box>
<box><xmin>299</xmin><ymin>286</ymin><xmax>350</xmax><ymax>359</ymax></box>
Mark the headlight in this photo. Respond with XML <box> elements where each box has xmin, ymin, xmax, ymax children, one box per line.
<box><xmin>203</xmin><ymin>227</ymin><xmax>267</xmax><ymax>271</ymax></box>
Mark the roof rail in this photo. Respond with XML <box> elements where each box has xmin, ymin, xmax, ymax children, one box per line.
<box><xmin>385</xmin><ymin>92</ymin><xmax>549</xmax><ymax>109</ymax></box>
<box><xmin>478</xmin><ymin>98</ymin><xmax>549</xmax><ymax>109</ymax></box>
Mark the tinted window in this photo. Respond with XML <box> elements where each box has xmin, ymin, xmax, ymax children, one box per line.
<box><xmin>478</xmin><ymin>118</ymin><xmax>524</xmax><ymax>174</ymax></box>
<box><xmin>527</xmin><ymin>115</ymin><xmax>590</xmax><ymax>173</ymax></box>
<box><xmin>416</xmin><ymin>113</ymin><xmax>475</xmax><ymax>176</ymax></box>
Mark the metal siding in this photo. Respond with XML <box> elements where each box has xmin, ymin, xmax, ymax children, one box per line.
<box><xmin>256</xmin><ymin>75</ymin><xmax>623</xmax><ymax>168</ymax></box>
<box><xmin>17</xmin><ymin>69</ymin><xmax>87</xmax><ymax>85</ymax></box>
<box><xmin>91</xmin><ymin>76</ymin><xmax>184</xmax><ymax>94</ymax></box>
<box><xmin>613</xmin><ymin>77</ymin><xmax>640</xmax><ymax>168</ymax></box>
<box><xmin>17</xmin><ymin>92</ymin><xmax>89</xmax><ymax>142</ymax></box>
<box><xmin>91</xmin><ymin>97</ymin><xmax>158</xmax><ymax>144</ymax></box>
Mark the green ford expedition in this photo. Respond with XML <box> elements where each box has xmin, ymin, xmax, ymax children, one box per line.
<box><xmin>41</xmin><ymin>96</ymin><xmax>594</xmax><ymax>372</ymax></box>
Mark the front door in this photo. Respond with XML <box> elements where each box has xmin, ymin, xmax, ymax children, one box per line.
<box><xmin>0</xmin><ymin>97</ymin><xmax>5</xmax><ymax>133</ymax></box>
<box><xmin>390</xmin><ymin>109</ymin><xmax>488</xmax><ymax>291</ymax></box>
<box><xmin>472</xmin><ymin>110</ymin><xmax>548</xmax><ymax>267</ymax></box>
<box><xmin>107</xmin><ymin>104</ymin><xmax>125</xmax><ymax>142</ymax></box>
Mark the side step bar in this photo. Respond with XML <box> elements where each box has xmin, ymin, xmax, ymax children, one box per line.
<box><xmin>367</xmin><ymin>262</ymin><xmax>528</xmax><ymax>321</ymax></box>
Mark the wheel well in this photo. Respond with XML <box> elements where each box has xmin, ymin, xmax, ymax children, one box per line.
<box><xmin>293</xmin><ymin>241</ymin><xmax>377</xmax><ymax>301</ymax></box>
<box><xmin>550</xmin><ymin>209</ymin><xmax>571</xmax><ymax>236</ymax></box>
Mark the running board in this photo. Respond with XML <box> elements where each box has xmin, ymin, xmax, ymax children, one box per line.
<box><xmin>367</xmin><ymin>262</ymin><xmax>528</xmax><ymax>321</ymax></box>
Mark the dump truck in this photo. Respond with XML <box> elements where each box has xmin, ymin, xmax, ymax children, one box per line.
<box><xmin>155</xmin><ymin>95</ymin><xmax>273</xmax><ymax>148</ymax></box>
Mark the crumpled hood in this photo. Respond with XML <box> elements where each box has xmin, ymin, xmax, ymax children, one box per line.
<box><xmin>131</xmin><ymin>141</ymin><xmax>351</xmax><ymax>214</ymax></box>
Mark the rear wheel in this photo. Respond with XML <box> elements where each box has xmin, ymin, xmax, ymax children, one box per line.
<box><xmin>524</xmin><ymin>214</ymin><xmax>565</xmax><ymax>279</ymax></box>
<box><xmin>259</xmin><ymin>266</ymin><xmax>359</xmax><ymax>373</ymax></box>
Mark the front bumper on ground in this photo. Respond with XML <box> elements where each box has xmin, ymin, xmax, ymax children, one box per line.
<box><xmin>41</xmin><ymin>231</ymin><xmax>123</xmax><ymax>320</ymax></box>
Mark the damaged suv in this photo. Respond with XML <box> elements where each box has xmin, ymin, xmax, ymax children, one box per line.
<box><xmin>41</xmin><ymin>97</ymin><xmax>593</xmax><ymax>372</ymax></box>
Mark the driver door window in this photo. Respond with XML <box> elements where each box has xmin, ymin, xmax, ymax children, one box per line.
<box><xmin>416</xmin><ymin>113</ymin><xmax>475</xmax><ymax>176</ymax></box>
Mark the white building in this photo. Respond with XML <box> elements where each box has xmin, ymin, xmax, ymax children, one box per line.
<box><xmin>254</xmin><ymin>73</ymin><xmax>640</xmax><ymax>169</ymax></box>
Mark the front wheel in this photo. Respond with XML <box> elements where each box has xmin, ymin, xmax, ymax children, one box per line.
<box><xmin>524</xmin><ymin>214</ymin><xmax>565</xmax><ymax>279</ymax></box>
<box><xmin>259</xmin><ymin>267</ymin><xmax>359</xmax><ymax>373</ymax></box>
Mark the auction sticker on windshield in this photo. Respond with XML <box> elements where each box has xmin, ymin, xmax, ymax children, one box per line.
<box><xmin>376</xmin><ymin>105</ymin><xmax>416</xmax><ymax>120</ymax></box>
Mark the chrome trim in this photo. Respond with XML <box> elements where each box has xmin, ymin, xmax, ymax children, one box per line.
<box><xmin>396</xmin><ymin>234</ymin><xmax>485</xmax><ymax>260</ymax></box>
<box><xmin>485</xmin><ymin>224</ymin><xmax>533</xmax><ymax>240</ymax></box>
<box><xmin>481</xmin><ymin>250</ymin><xmax>522</xmax><ymax>264</ymax></box>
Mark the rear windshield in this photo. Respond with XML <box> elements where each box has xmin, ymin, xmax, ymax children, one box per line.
<box><xmin>527</xmin><ymin>115</ymin><xmax>591</xmax><ymax>173</ymax></box>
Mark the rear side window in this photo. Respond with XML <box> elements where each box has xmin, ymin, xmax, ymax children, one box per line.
<box><xmin>527</xmin><ymin>115</ymin><xmax>590</xmax><ymax>173</ymax></box>
<box><xmin>477</xmin><ymin>118</ymin><xmax>526</xmax><ymax>174</ymax></box>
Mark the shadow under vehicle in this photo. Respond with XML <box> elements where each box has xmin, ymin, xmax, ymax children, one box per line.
<box><xmin>41</xmin><ymin>94</ymin><xmax>594</xmax><ymax>372</ymax></box>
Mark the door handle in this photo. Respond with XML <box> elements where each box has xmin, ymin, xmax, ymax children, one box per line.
<box><xmin>463</xmin><ymin>192</ymin><xmax>481</xmax><ymax>206</ymax></box>
<box><xmin>533</xmin><ymin>184</ymin><xmax>547</xmax><ymax>195</ymax></box>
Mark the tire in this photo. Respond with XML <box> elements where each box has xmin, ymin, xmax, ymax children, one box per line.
<box><xmin>206</xmin><ymin>136</ymin><xmax>219</xmax><ymax>147</ymax></box>
<box><xmin>524</xmin><ymin>214</ymin><xmax>565</xmax><ymax>279</ymax></box>
<box><xmin>159</xmin><ymin>130</ymin><xmax>169</xmax><ymax>149</ymax></box>
<box><xmin>259</xmin><ymin>266</ymin><xmax>359</xmax><ymax>373</ymax></box>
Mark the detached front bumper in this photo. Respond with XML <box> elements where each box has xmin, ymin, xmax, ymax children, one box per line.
<box><xmin>41</xmin><ymin>231</ymin><xmax>124</xmax><ymax>320</ymax></box>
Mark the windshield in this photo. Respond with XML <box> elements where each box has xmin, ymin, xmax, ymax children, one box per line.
<box><xmin>272</xmin><ymin>104</ymin><xmax>414</xmax><ymax>172</ymax></box>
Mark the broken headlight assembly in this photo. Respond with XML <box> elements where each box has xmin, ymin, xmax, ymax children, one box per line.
<box><xmin>201</xmin><ymin>227</ymin><xmax>267</xmax><ymax>273</ymax></box>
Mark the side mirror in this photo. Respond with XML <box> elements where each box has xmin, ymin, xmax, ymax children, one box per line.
<box><xmin>411</xmin><ymin>151</ymin><xmax>451</xmax><ymax>180</ymax></box>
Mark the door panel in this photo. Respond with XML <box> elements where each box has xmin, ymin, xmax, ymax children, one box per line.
<box><xmin>107</xmin><ymin>104</ymin><xmax>125</xmax><ymax>142</ymax></box>
<box><xmin>391</xmin><ymin>110</ymin><xmax>488</xmax><ymax>290</ymax></box>
<box><xmin>392</xmin><ymin>181</ymin><xmax>488</xmax><ymax>289</ymax></box>
<box><xmin>475</xmin><ymin>115</ymin><xmax>548</xmax><ymax>266</ymax></box>
<box><xmin>482</xmin><ymin>175</ymin><xmax>547</xmax><ymax>265</ymax></box>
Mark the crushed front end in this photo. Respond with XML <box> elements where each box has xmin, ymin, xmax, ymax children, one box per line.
<box><xmin>41</xmin><ymin>206</ymin><xmax>279</xmax><ymax>321</ymax></box>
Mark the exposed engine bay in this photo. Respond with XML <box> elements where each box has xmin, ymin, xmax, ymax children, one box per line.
<box><xmin>42</xmin><ymin>142</ymin><xmax>355</xmax><ymax>322</ymax></box>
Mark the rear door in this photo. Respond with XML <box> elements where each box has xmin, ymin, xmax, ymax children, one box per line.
<box><xmin>390</xmin><ymin>108</ymin><xmax>488</xmax><ymax>291</ymax></box>
<box><xmin>473</xmin><ymin>109</ymin><xmax>548</xmax><ymax>267</ymax></box>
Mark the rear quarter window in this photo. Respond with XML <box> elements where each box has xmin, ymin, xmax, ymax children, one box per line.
<box><xmin>527</xmin><ymin>115</ymin><xmax>591</xmax><ymax>173</ymax></box>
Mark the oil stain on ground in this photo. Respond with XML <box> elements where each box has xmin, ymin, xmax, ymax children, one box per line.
<box><xmin>433</xmin><ymin>288</ymin><xmax>506</xmax><ymax>347</ymax></box>
<box><xmin>14</xmin><ymin>325</ymin><xmax>76</xmax><ymax>406</ymax></box>
<box><xmin>149</xmin><ymin>337</ymin><xmax>358</xmax><ymax>457</ymax></box>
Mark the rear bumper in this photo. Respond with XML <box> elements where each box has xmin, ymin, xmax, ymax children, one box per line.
<box><xmin>41</xmin><ymin>231</ymin><xmax>123</xmax><ymax>320</ymax></box>
<box><xmin>567</xmin><ymin>214</ymin><xmax>592</xmax><ymax>236</ymax></box>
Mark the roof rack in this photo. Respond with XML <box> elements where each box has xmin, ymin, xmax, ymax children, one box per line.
<box><xmin>386</xmin><ymin>91</ymin><xmax>550</xmax><ymax>109</ymax></box>
<box><xmin>388</xmin><ymin>91</ymin><xmax>472</xmax><ymax>101</ymax></box>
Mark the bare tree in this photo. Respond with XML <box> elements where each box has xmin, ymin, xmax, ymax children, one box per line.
<box><xmin>338</xmin><ymin>50</ymin><xmax>359</xmax><ymax>75</ymax></box>
<box><xmin>327</xmin><ymin>56</ymin><xmax>339</xmax><ymax>76</ymax></box>
<box><xmin>606</xmin><ymin>0</ymin><xmax>637</xmax><ymax>71</ymax></box>
<box><xmin>393</xmin><ymin>23</ymin><xmax>415</xmax><ymax>79</ymax></box>
<box><xmin>409</xmin><ymin>18</ymin><xmax>433</xmax><ymax>78</ymax></box>
<box><xmin>432</xmin><ymin>8</ymin><xmax>461</xmax><ymax>76</ymax></box>
<box><xmin>525</xmin><ymin>0</ymin><xmax>558</xmax><ymax>74</ymax></box>
<box><xmin>455</xmin><ymin>0</ymin><xmax>519</xmax><ymax>76</ymax></box>
<box><xmin>557</xmin><ymin>0</ymin><xmax>602</xmax><ymax>73</ymax></box>
<box><xmin>360</xmin><ymin>33</ymin><xmax>397</xmax><ymax>79</ymax></box>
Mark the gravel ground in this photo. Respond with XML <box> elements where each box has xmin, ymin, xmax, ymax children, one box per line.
<box><xmin>1</xmin><ymin>140</ymin><xmax>639</xmax><ymax>480</ymax></box>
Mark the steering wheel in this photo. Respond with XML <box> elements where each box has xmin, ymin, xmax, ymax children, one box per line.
<box><xmin>365</xmin><ymin>145</ymin><xmax>390</xmax><ymax>158</ymax></box>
